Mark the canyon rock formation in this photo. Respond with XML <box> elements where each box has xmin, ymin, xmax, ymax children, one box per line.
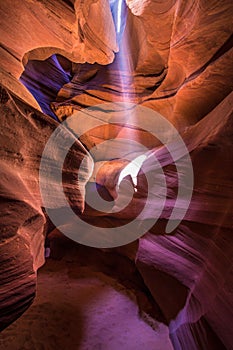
<box><xmin>0</xmin><ymin>0</ymin><xmax>233</xmax><ymax>349</ymax></box>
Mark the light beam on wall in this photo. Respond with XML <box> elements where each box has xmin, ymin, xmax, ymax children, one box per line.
<box><xmin>117</xmin><ymin>154</ymin><xmax>147</xmax><ymax>192</ymax></box>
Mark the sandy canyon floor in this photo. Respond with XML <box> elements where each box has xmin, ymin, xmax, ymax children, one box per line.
<box><xmin>0</xmin><ymin>254</ymin><xmax>173</xmax><ymax>350</ymax></box>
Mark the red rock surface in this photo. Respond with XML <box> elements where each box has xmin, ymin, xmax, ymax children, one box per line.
<box><xmin>0</xmin><ymin>0</ymin><xmax>233</xmax><ymax>349</ymax></box>
<box><xmin>0</xmin><ymin>87</ymin><xmax>92</xmax><ymax>330</ymax></box>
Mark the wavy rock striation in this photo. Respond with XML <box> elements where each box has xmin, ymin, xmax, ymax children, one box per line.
<box><xmin>0</xmin><ymin>0</ymin><xmax>233</xmax><ymax>349</ymax></box>
<box><xmin>0</xmin><ymin>86</ymin><xmax>92</xmax><ymax>330</ymax></box>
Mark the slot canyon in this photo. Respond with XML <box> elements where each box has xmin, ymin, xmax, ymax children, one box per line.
<box><xmin>0</xmin><ymin>0</ymin><xmax>232</xmax><ymax>349</ymax></box>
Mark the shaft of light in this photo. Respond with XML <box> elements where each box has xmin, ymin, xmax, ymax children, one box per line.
<box><xmin>117</xmin><ymin>0</ymin><xmax>124</xmax><ymax>33</ymax></box>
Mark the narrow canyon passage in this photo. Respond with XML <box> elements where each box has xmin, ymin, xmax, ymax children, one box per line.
<box><xmin>0</xmin><ymin>0</ymin><xmax>233</xmax><ymax>349</ymax></box>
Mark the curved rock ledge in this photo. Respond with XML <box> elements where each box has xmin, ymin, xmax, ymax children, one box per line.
<box><xmin>0</xmin><ymin>1</ymin><xmax>233</xmax><ymax>349</ymax></box>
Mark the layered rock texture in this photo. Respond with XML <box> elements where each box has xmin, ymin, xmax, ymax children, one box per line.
<box><xmin>0</xmin><ymin>0</ymin><xmax>233</xmax><ymax>349</ymax></box>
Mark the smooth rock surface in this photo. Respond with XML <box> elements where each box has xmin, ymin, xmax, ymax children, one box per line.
<box><xmin>0</xmin><ymin>0</ymin><xmax>233</xmax><ymax>349</ymax></box>
<box><xmin>0</xmin><ymin>86</ymin><xmax>92</xmax><ymax>330</ymax></box>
